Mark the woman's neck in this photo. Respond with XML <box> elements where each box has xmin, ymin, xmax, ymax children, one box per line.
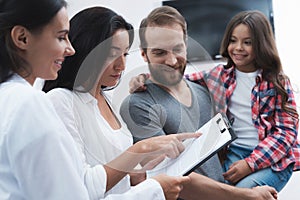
<box><xmin>18</xmin><ymin>72</ymin><xmax>35</xmax><ymax>86</ymax></box>
<box><xmin>96</xmin><ymin>90</ymin><xmax>121</xmax><ymax>130</ymax></box>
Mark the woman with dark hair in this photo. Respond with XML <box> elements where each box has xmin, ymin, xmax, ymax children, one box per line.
<box><xmin>0</xmin><ymin>0</ymin><xmax>90</xmax><ymax>199</ymax></box>
<box><xmin>43</xmin><ymin>6</ymin><xmax>196</xmax><ymax>200</ymax></box>
<box><xmin>43</xmin><ymin>6</ymin><xmax>133</xmax><ymax>93</ymax></box>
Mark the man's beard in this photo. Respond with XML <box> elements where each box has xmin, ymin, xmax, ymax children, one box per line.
<box><xmin>149</xmin><ymin>63</ymin><xmax>186</xmax><ymax>86</ymax></box>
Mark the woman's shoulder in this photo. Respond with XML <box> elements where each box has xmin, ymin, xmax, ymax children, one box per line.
<box><xmin>0</xmin><ymin>82</ymin><xmax>59</xmax><ymax>124</ymax></box>
<box><xmin>1</xmin><ymin>81</ymin><xmax>47</xmax><ymax>106</ymax></box>
<box><xmin>46</xmin><ymin>88</ymin><xmax>74</xmax><ymax>103</ymax></box>
<box><xmin>46</xmin><ymin>87</ymin><xmax>73</xmax><ymax>97</ymax></box>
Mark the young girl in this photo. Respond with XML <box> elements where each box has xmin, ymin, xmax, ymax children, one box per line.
<box><xmin>130</xmin><ymin>10</ymin><xmax>299</xmax><ymax>192</ymax></box>
<box><xmin>186</xmin><ymin>10</ymin><xmax>299</xmax><ymax>191</ymax></box>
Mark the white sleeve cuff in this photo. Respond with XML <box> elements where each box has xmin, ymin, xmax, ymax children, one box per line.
<box><xmin>84</xmin><ymin>164</ymin><xmax>107</xmax><ymax>200</ymax></box>
<box><xmin>128</xmin><ymin>178</ymin><xmax>165</xmax><ymax>200</ymax></box>
<box><xmin>84</xmin><ymin>165</ymin><xmax>165</xmax><ymax>200</ymax></box>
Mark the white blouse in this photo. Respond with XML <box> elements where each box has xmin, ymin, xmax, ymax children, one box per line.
<box><xmin>0</xmin><ymin>74</ymin><xmax>90</xmax><ymax>200</ymax></box>
<box><xmin>47</xmin><ymin>88</ymin><xmax>164</xmax><ymax>200</ymax></box>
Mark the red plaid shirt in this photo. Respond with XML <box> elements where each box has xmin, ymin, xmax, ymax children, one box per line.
<box><xmin>186</xmin><ymin>64</ymin><xmax>300</xmax><ymax>172</ymax></box>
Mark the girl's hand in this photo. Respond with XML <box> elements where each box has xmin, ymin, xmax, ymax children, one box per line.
<box><xmin>223</xmin><ymin>159</ymin><xmax>252</xmax><ymax>184</ymax></box>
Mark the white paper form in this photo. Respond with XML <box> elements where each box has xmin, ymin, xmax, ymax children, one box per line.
<box><xmin>146</xmin><ymin>113</ymin><xmax>236</xmax><ymax>177</ymax></box>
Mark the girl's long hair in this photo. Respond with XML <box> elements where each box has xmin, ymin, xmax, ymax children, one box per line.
<box><xmin>220</xmin><ymin>10</ymin><xmax>297</xmax><ymax>115</ymax></box>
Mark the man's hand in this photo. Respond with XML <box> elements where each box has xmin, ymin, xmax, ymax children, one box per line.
<box><xmin>251</xmin><ymin>186</ymin><xmax>278</xmax><ymax>200</ymax></box>
<box><xmin>129</xmin><ymin>73</ymin><xmax>148</xmax><ymax>93</ymax></box>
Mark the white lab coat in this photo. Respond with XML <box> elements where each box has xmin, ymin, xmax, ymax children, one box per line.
<box><xmin>0</xmin><ymin>74</ymin><xmax>89</xmax><ymax>199</ymax></box>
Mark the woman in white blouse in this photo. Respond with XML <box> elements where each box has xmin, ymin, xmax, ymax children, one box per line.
<box><xmin>43</xmin><ymin>6</ymin><xmax>198</xmax><ymax>200</ymax></box>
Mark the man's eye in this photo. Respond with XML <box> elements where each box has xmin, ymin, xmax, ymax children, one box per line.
<box><xmin>173</xmin><ymin>48</ymin><xmax>183</xmax><ymax>54</ymax></box>
<box><xmin>153</xmin><ymin>50</ymin><xmax>166</xmax><ymax>56</ymax></box>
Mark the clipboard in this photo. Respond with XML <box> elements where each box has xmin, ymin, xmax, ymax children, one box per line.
<box><xmin>146</xmin><ymin>113</ymin><xmax>237</xmax><ymax>178</ymax></box>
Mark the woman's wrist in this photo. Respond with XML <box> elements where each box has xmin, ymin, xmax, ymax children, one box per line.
<box><xmin>129</xmin><ymin>140</ymin><xmax>152</xmax><ymax>154</ymax></box>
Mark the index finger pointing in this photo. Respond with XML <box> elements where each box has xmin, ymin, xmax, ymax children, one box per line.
<box><xmin>175</xmin><ymin>132</ymin><xmax>202</xmax><ymax>141</ymax></box>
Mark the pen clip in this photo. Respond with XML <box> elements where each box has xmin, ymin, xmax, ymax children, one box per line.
<box><xmin>216</xmin><ymin>117</ymin><xmax>226</xmax><ymax>133</ymax></box>
<box><xmin>219</xmin><ymin>114</ymin><xmax>232</xmax><ymax>129</ymax></box>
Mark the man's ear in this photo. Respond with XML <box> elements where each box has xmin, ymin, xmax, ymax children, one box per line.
<box><xmin>140</xmin><ymin>48</ymin><xmax>148</xmax><ymax>62</ymax></box>
<box><xmin>10</xmin><ymin>25</ymin><xmax>29</xmax><ymax>50</ymax></box>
